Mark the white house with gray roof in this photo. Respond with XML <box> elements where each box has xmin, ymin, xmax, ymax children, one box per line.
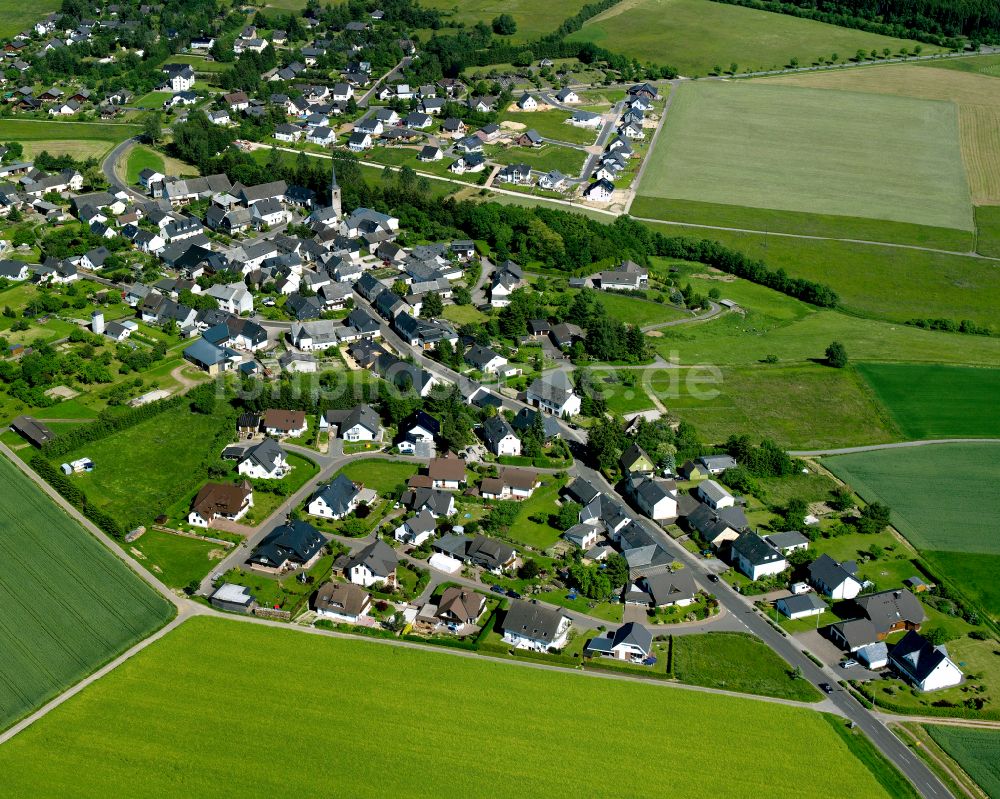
<box><xmin>502</xmin><ymin>599</ymin><xmax>571</xmax><ymax>651</ymax></box>
<box><xmin>697</xmin><ymin>479</ymin><xmax>734</xmax><ymax>510</ymax></box>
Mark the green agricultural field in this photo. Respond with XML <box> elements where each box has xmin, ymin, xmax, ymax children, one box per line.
<box><xmin>637</xmin><ymin>82</ymin><xmax>971</xmax><ymax>231</ymax></box>
<box><xmin>20</xmin><ymin>139</ymin><xmax>114</xmax><ymax>162</ymax></box>
<box><xmin>648</xmin><ymin>363</ymin><xmax>898</xmax><ymax>448</ymax></box>
<box><xmin>629</xmin><ymin>196</ymin><xmax>974</xmax><ymax>251</ymax></box>
<box><xmin>672</xmin><ymin>632</ymin><xmax>821</xmax><ymax>702</ymax></box>
<box><xmin>923</xmin><ymin>53</ymin><xmax>1000</xmax><ymax>78</ymax></box>
<box><xmin>0</xmin><ymin>616</ymin><xmax>902</xmax><ymax>797</ymax></box>
<box><xmin>125</xmin><ymin>145</ymin><xmax>165</xmax><ymax>185</ymax></box>
<box><xmin>976</xmin><ymin>205</ymin><xmax>1000</xmax><ymax>257</ymax></box>
<box><xmin>419</xmin><ymin>0</ymin><xmax>590</xmax><ymax>42</ymax></box>
<box><xmin>57</xmin><ymin>404</ymin><xmax>231</xmax><ymax>530</ymax></box>
<box><xmin>502</xmin><ymin>110</ymin><xmax>599</xmax><ymax>145</ymax></box>
<box><xmin>0</xmin><ymin>0</ymin><xmax>60</xmax><ymax>38</ymax></box>
<box><xmin>0</xmin><ymin>454</ymin><xmax>172</xmax><ymax>731</ymax></box>
<box><xmin>825</xmin><ymin>444</ymin><xmax>1000</xmax><ymax>619</ymax></box>
<box><xmin>0</xmin><ymin>118</ymin><xmax>140</xmax><ymax>143</ymax></box>
<box><xmin>644</xmin><ymin>221</ymin><xmax>1000</xmax><ymax>329</ymax></box>
<box><xmin>924</xmin><ymin>725</ymin><xmax>1000</xmax><ymax>798</ymax></box>
<box><xmin>338</xmin><ymin>459</ymin><xmax>418</xmax><ymax>495</ymax></box>
<box><xmin>566</xmin><ymin>0</ymin><xmax>939</xmax><ymax>77</ymax></box>
<box><xmin>130</xmin><ymin>529</ymin><xmax>225</xmax><ymax>589</ymax></box>
<box><xmin>856</xmin><ymin>364</ymin><xmax>1000</xmax><ymax>438</ymax></box>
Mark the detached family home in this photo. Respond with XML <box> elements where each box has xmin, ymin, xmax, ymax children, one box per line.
<box><xmin>236</xmin><ymin>438</ymin><xmax>289</xmax><ymax>480</ymax></box>
<box><xmin>188</xmin><ymin>481</ymin><xmax>254</xmax><ymax>527</ymax></box>
<box><xmin>697</xmin><ymin>479</ymin><xmax>734</xmax><ymax>510</ymax></box>
<box><xmin>262</xmin><ymin>408</ymin><xmax>308</xmax><ymax>438</ymax></box>
<box><xmin>313</xmin><ymin>581</ymin><xmax>371</xmax><ymax>624</ymax></box>
<box><xmin>393</xmin><ymin>509</ymin><xmax>436</xmax><ymax>546</ymax></box>
<box><xmin>730</xmin><ymin>532</ymin><xmax>787</xmax><ymax>581</ymax></box>
<box><xmin>346</xmin><ymin>540</ymin><xmax>399</xmax><ymax>588</ymax></box>
<box><xmin>808</xmin><ymin>554</ymin><xmax>863</xmax><ymax>600</ymax></box>
<box><xmin>248</xmin><ymin>519</ymin><xmax>325</xmax><ymax>573</ymax></box>
<box><xmin>307</xmin><ymin>474</ymin><xmax>362</xmax><ymax>520</ymax></box>
<box><xmin>481</xmin><ymin>415</ymin><xmax>520</xmax><ymax>457</ymax></box>
<box><xmin>585</xmin><ymin>622</ymin><xmax>653</xmax><ymax>663</ymax></box>
<box><xmin>889</xmin><ymin>630</ymin><xmax>963</xmax><ymax>692</ymax></box>
<box><xmin>526</xmin><ymin>372</ymin><xmax>580</xmax><ymax>417</ymax></box>
<box><xmin>428</xmin><ymin>455</ymin><xmax>466</xmax><ymax>490</ymax></box>
<box><xmin>503</xmin><ymin>599</ymin><xmax>571</xmax><ymax>652</ymax></box>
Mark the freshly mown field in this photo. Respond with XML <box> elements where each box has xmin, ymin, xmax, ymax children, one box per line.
<box><xmin>825</xmin><ymin>444</ymin><xmax>1000</xmax><ymax>619</ymax></box>
<box><xmin>856</xmin><ymin>364</ymin><xmax>1000</xmax><ymax>439</ymax></box>
<box><xmin>638</xmin><ymin>81</ymin><xmax>971</xmax><ymax>231</ymax></box>
<box><xmin>644</xmin><ymin>220</ymin><xmax>1000</xmax><ymax>328</ymax></box>
<box><xmin>0</xmin><ymin>454</ymin><xmax>172</xmax><ymax>731</ymax></box>
<box><xmin>58</xmin><ymin>405</ymin><xmax>231</xmax><ymax>530</ymax></box>
<box><xmin>924</xmin><ymin>725</ymin><xmax>1000</xmax><ymax>798</ymax></box>
<box><xmin>629</xmin><ymin>196</ymin><xmax>974</xmax><ymax>251</ymax></box>
<box><xmin>0</xmin><ymin>616</ymin><xmax>899</xmax><ymax>797</ymax></box>
<box><xmin>0</xmin><ymin>0</ymin><xmax>60</xmax><ymax>38</ymax></box>
<box><xmin>566</xmin><ymin>0</ymin><xmax>935</xmax><ymax>76</ymax></box>
<box><xmin>125</xmin><ymin>145</ymin><xmax>165</xmax><ymax>185</ymax></box>
<box><xmin>419</xmin><ymin>0</ymin><xmax>590</xmax><ymax>42</ymax></box>
<box><xmin>20</xmin><ymin>140</ymin><xmax>114</xmax><ymax>161</ymax></box>
<box><xmin>764</xmin><ymin>64</ymin><xmax>1000</xmax><ymax>204</ymax></box>
<box><xmin>923</xmin><ymin>53</ymin><xmax>1000</xmax><ymax>78</ymax></box>
<box><xmin>672</xmin><ymin>632</ymin><xmax>820</xmax><ymax>701</ymax></box>
<box><xmin>648</xmin><ymin>363</ymin><xmax>898</xmax><ymax>448</ymax></box>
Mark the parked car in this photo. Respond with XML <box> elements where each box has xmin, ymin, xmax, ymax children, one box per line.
<box><xmin>840</xmin><ymin>659</ymin><xmax>859</xmax><ymax>669</ymax></box>
<box><xmin>819</xmin><ymin>682</ymin><xmax>833</xmax><ymax>694</ymax></box>
<box><xmin>506</xmin><ymin>589</ymin><xmax>522</xmax><ymax>599</ymax></box>
<box><xmin>490</xmin><ymin>584</ymin><xmax>506</xmax><ymax>595</ymax></box>
<box><xmin>707</xmin><ymin>573</ymin><xmax>720</xmax><ymax>583</ymax></box>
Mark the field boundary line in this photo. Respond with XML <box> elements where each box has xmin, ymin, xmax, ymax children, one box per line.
<box><xmin>791</xmin><ymin>438</ymin><xmax>1000</xmax><ymax>456</ymax></box>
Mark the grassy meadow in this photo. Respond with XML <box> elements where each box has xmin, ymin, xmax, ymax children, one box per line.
<box><xmin>502</xmin><ymin>109</ymin><xmax>601</xmax><ymax>145</ymax></box>
<box><xmin>0</xmin><ymin>118</ymin><xmax>140</xmax><ymax>143</ymax></box>
<box><xmin>856</xmin><ymin>364</ymin><xmax>1000</xmax><ymax>438</ymax></box>
<box><xmin>0</xmin><ymin>0</ymin><xmax>60</xmax><ymax>38</ymax></box>
<box><xmin>638</xmin><ymin>82</ymin><xmax>972</xmax><ymax>231</ymax></box>
<box><xmin>0</xmin><ymin>616</ymin><xmax>901</xmax><ymax>797</ymax></box>
<box><xmin>764</xmin><ymin>64</ymin><xmax>1000</xmax><ymax>204</ymax></box>
<box><xmin>338</xmin><ymin>459</ymin><xmax>418</xmax><ymax>494</ymax></box>
<box><xmin>130</xmin><ymin>529</ymin><xmax>226</xmax><ymax>589</ymax></box>
<box><xmin>0</xmin><ymin>455</ymin><xmax>172</xmax><ymax>731</ymax></box>
<box><xmin>566</xmin><ymin>0</ymin><xmax>940</xmax><ymax>76</ymax></box>
<box><xmin>924</xmin><ymin>725</ymin><xmax>1000</xmax><ymax>799</ymax></box>
<box><xmin>418</xmin><ymin>0</ymin><xmax>590</xmax><ymax>42</ymax></box>
<box><xmin>125</xmin><ymin>145</ymin><xmax>165</xmax><ymax>185</ymax></box>
<box><xmin>58</xmin><ymin>404</ymin><xmax>231</xmax><ymax>530</ymax></box>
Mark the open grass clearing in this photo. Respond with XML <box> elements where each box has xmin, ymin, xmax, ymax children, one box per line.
<box><xmin>0</xmin><ymin>454</ymin><xmax>172</xmax><ymax>732</ymax></box>
<box><xmin>488</xmin><ymin>142</ymin><xmax>587</xmax><ymax>175</ymax></box>
<box><xmin>924</xmin><ymin>725</ymin><xmax>1000</xmax><ymax>799</ymax></box>
<box><xmin>630</xmin><ymin>196</ymin><xmax>973</xmax><ymax>251</ymax></box>
<box><xmin>125</xmin><ymin>145</ymin><xmax>164</xmax><ymax>185</ymax></box>
<box><xmin>162</xmin><ymin>54</ymin><xmax>230</xmax><ymax>73</ymax></box>
<box><xmin>764</xmin><ymin>64</ymin><xmax>1000</xmax><ymax>204</ymax></box>
<box><xmin>639</xmin><ymin>81</ymin><xmax>971</xmax><ymax>231</ymax></box>
<box><xmin>57</xmin><ymin>404</ymin><xmax>231</xmax><ymax>530</ymax></box>
<box><xmin>337</xmin><ymin>458</ymin><xmax>418</xmax><ymax>495</ymax></box>
<box><xmin>645</xmin><ymin>220</ymin><xmax>1000</xmax><ymax>329</ymax></box>
<box><xmin>504</xmin><ymin>475</ymin><xmax>567</xmax><ymax>549</ymax></box>
<box><xmin>672</xmin><ymin>632</ymin><xmax>821</xmax><ymax>701</ymax></box>
<box><xmin>0</xmin><ymin>0</ymin><xmax>60</xmax><ymax>38</ymax></box>
<box><xmin>856</xmin><ymin>364</ymin><xmax>1000</xmax><ymax>439</ymax></box>
<box><xmin>596</xmin><ymin>290</ymin><xmax>690</xmax><ymax>327</ymax></box>
<box><xmin>566</xmin><ymin>0</ymin><xmax>940</xmax><ymax>76</ymax></box>
<box><xmin>649</xmin><ymin>363</ymin><xmax>898</xmax><ymax>448</ymax></box>
<box><xmin>133</xmin><ymin>90</ymin><xmax>176</xmax><ymax>109</ymax></box>
<box><xmin>501</xmin><ymin>109</ymin><xmax>599</xmax><ymax>146</ymax></box>
<box><xmin>131</xmin><ymin>529</ymin><xmax>225</xmax><ymax>589</ymax></box>
<box><xmin>0</xmin><ymin>615</ymin><xmax>899</xmax><ymax>797</ymax></box>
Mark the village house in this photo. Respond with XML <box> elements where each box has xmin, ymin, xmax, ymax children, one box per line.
<box><xmin>428</xmin><ymin>455</ymin><xmax>466</xmax><ymax>490</ymax></box>
<box><xmin>585</xmin><ymin>622</ymin><xmax>653</xmax><ymax>663</ymax></box>
<box><xmin>307</xmin><ymin>474</ymin><xmax>362</xmax><ymax>520</ymax></box>
<box><xmin>262</xmin><ymin>409</ymin><xmax>308</xmax><ymax>438</ymax></box>
<box><xmin>188</xmin><ymin>481</ymin><xmax>254</xmax><ymax>527</ymax></box>
<box><xmin>248</xmin><ymin>519</ymin><xmax>325</xmax><ymax>573</ymax></box>
<box><xmin>481</xmin><ymin>415</ymin><xmax>521</xmax><ymax>457</ymax></box>
<box><xmin>730</xmin><ymin>532</ymin><xmax>787</xmax><ymax>581</ymax></box>
<box><xmin>502</xmin><ymin>599</ymin><xmax>571</xmax><ymax>651</ymax></box>
<box><xmin>313</xmin><ymin>581</ymin><xmax>371</xmax><ymax>625</ymax></box>
<box><xmin>236</xmin><ymin>438</ymin><xmax>289</xmax><ymax>480</ymax></box>
<box><xmin>393</xmin><ymin>509</ymin><xmax>437</xmax><ymax>546</ymax></box>
<box><xmin>346</xmin><ymin>540</ymin><xmax>398</xmax><ymax>588</ymax></box>
<box><xmin>889</xmin><ymin>630</ymin><xmax>963</xmax><ymax>692</ymax></box>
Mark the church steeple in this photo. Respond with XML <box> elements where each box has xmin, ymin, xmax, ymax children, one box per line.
<box><xmin>330</xmin><ymin>159</ymin><xmax>342</xmax><ymax>219</ymax></box>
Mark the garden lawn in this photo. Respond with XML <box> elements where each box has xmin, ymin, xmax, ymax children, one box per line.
<box><xmin>223</xmin><ymin>555</ymin><xmax>335</xmax><ymax>612</ymax></box>
<box><xmin>125</xmin><ymin>145</ymin><xmax>165</xmax><ymax>186</ymax></box>
<box><xmin>924</xmin><ymin>725</ymin><xmax>1000</xmax><ymax>798</ymax></box>
<box><xmin>57</xmin><ymin>405</ymin><xmax>231</xmax><ymax>530</ymax></box>
<box><xmin>0</xmin><ymin>616</ymin><xmax>898</xmax><ymax>797</ymax></box>
<box><xmin>825</xmin><ymin>444</ymin><xmax>1000</xmax><ymax>619</ymax></box>
<box><xmin>566</xmin><ymin>0</ymin><xmax>938</xmax><ymax>76</ymax></box>
<box><xmin>855</xmin><ymin>364</ymin><xmax>1000</xmax><ymax>438</ymax></box>
<box><xmin>637</xmin><ymin>81</ymin><xmax>971</xmax><ymax>231</ymax></box>
<box><xmin>338</xmin><ymin>459</ymin><xmax>418</xmax><ymax>495</ymax></box>
<box><xmin>506</xmin><ymin>475</ymin><xmax>566</xmax><ymax>549</ymax></box>
<box><xmin>0</xmin><ymin>454</ymin><xmax>172</xmax><ymax>731</ymax></box>
<box><xmin>671</xmin><ymin>632</ymin><xmax>821</xmax><ymax>702</ymax></box>
<box><xmin>130</xmin><ymin>529</ymin><xmax>225</xmax><ymax>589</ymax></box>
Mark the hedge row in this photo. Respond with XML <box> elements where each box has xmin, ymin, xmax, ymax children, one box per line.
<box><xmin>30</xmin><ymin>454</ymin><xmax>124</xmax><ymax>539</ymax></box>
<box><xmin>42</xmin><ymin>394</ymin><xmax>188</xmax><ymax>458</ymax></box>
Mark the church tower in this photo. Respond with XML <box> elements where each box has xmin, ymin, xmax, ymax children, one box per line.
<box><xmin>330</xmin><ymin>159</ymin><xmax>342</xmax><ymax>220</ymax></box>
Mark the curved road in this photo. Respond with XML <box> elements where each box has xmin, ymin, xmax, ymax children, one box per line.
<box><xmin>102</xmin><ymin>136</ymin><xmax>148</xmax><ymax>202</ymax></box>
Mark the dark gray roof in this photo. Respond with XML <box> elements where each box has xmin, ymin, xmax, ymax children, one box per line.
<box><xmin>807</xmin><ymin>554</ymin><xmax>860</xmax><ymax>593</ymax></box>
<box><xmin>890</xmin><ymin>630</ymin><xmax>958</xmax><ymax>684</ymax></box>
<box><xmin>777</xmin><ymin>593</ymin><xmax>827</xmax><ymax>616</ymax></box>
<box><xmin>642</xmin><ymin>570</ymin><xmax>696</xmax><ymax>607</ymax></box>
<box><xmin>239</xmin><ymin>437</ymin><xmax>285</xmax><ymax>473</ymax></box>
<box><xmin>482</xmin><ymin>415</ymin><xmax>517</xmax><ymax>449</ymax></box>
<box><xmin>855</xmin><ymin>589</ymin><xmax>925</xmax><ymax>634</ymax></box>
<box><xmin>346</xmin><ymin>539</ymin><xmax>398</xmax><ymax>579</ymax></box>
<box><xmin>731</xmin><ymin>532</ymin><xmax>784</xmax><ymax>568</ymax></box>
<box><xmin>249</xmin><ymin>520</ymin><xmax>324</xmax><ymax>568</ymax></box>
<box><xmin>765</xmin><ymin>531</ymin><xmax>809</xmax><ymax>551</ymax></box>
<box><xmin>312</xmin><ymin>473</ymin><xmax>360</xmax><ymax>517</ymax></box>
<box><xmin>611</xmin><ymin>621</ymin><xmax>652</xmax><ymax>654</ymax></box>
<box><xmin>503</xmin><ymin>599</ymin><xmax>567</xmax><ymax>644</ymax></box>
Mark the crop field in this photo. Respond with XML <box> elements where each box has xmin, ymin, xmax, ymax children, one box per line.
<box><xmin>924</xmin><ymin>53</ymin><xmax>1000</xmax><ymax>77</ymax></box>
<box><xmin>58</xmin><ymin>404</ymin><xmax>231</xmax><ymax>530</ymax></box>
<box><xmin>672</xmin><ymin>632</ymin><xmax>820</xmax><ymax>701</ymax></box>
<box><xmin>637</xmin><ymin>82</ymin><xmax>971</xmax><ymax>231</ymax></box>
<box><xmin>826</xmin><ymin>444</ymin><xmax>1000</xmax><ymax>618</ymax></box>
<box><xmin>648</xmin><ymin>363</ymin><xmax>898</xmax><ymax>448</ymax></box>
<box><xmin>419</xmin><ymin>0</ymin><xmax>590</xmax><ymax>42</ymax></box>
<box><xmin>0</xmin><ymin>0</ymin><xmax>60</xmax><ymax>38</ymax></box>
<box><xmin>125</xmin><ymin>145</ymin><xmax>165</xmax><ymax>185</ymax></box>
<box><xmin>765</xmin><ymin>64</ymin><xmax>1000</xmax><ymax>204</ymax></box>
<box><xmin>975</xmin><ymin>205</ymin><xmax>1000</xmax><ymax>256</ymax></box>
<box><xmin>856</xmin><ymin>364</ymin><xmax>1000</xmax><ymax>438</ymax></box>
<box><xmin>924</xmin><ymin>725</ymin><xmax>1000</xmax><ymax>798</ymax></box>
<box><xmin>0</xmin><ymin>616</ymin><xmax>899</xmax><ymax>797</ymax></box>
<box><xmin>566</xmin><ymin>0</ymin><xmax>939</xmax><ymax>77</ymax></box>
<box><xmin>0</xmin><ymin>454</ymin><xmax>172</xmax><ymax>731</ymax></box>
<box><xmin>19</xmin><ymin>139</ymin><xmax>113</xmax><ymax>161</ymax></box>
<box><xmin>644</xmin><ymin>220</ymin><xmax>1000</xmax><ymax>328</ymax></box>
